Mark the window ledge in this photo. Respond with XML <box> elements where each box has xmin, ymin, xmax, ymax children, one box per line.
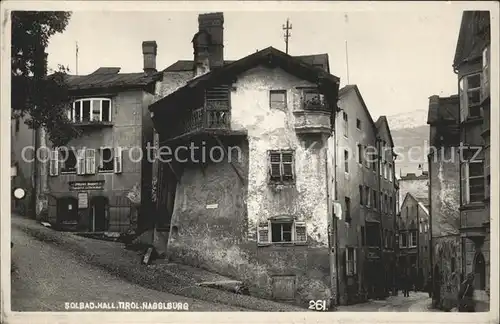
<box><xmin>461</xmin><ymin>116</ymin><xmax>483</xmax><ymax>125</ymax></box>
<box><xmin>60</xmin><ymin>171</ymin><xmax>77</xmax><ymax>175</ymax></box>
<box><xmin>459</xmin><ymin>202</ymin><xmax>485</xmax><ymax>211</ymax></box>
<box><xmin>98</xmin><ymin>170</ymin><xmax>115</xmax><ymax>174</ymax></box>
<box><xmin>73</xmin><ymin>121</ymin><xmax>113</xmax><ymax>127</ymax></box>
<box><xmin>258</xmin><ymin>242</ymin><xmax>307</xmax><ymax>247</ymax></box>
<box><xmin>268</xmin><ymin>182</ymin><xmax>295</xmax><ymax>188</ymax></box>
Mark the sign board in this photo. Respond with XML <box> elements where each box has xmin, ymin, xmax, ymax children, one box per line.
<box><xmin>77</xmin><ymin>192</ymin><xmax>89</xmax><ymax>209</ymax></box>
<box><xmin>69</xmin><ymin>181</ymin><xmax>104</xmax><ymax>191</ymax></box>
<box><xmin>206</xmin><ymin>204</ymin><xmax>218</xmax><ymax>209</ymax></box>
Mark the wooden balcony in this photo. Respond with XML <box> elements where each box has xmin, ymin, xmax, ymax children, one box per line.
<box><xmin>164</xmin><ymin>99</ymin><xmax>245</xmax><ymax>142</ymax></box>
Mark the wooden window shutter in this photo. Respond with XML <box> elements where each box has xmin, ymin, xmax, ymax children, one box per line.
<box><xmin>114</xmin><ymin>147</ymin><xmax>123</xmax><ymax>174</ymax></box>
<box><xmin>294</xmin><ymin>221</ymin><xmax>307</xmax><ymax>243</ymax></box>
<box><xmin>76</xmin><ymin>149</ymin><xmax>85</xmax><ymax>175</ymax></box>
<box><xmin>49</xmin><ymin>149</ymin><xmax>59</xmax><ymax>176</ymax></box>
<box><xmin>257</xmin><ymin>222</ymin><xmax>269</xmax><ymax>244</ymax></box>
<box><xmin>85</xmin><ymin>149</ymin><xmax>96</xmax><ymax>174</ymax></box>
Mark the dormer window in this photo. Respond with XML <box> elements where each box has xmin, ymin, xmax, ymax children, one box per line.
<box><xmin>68</xmin><ymin>98</ymin><xmax>112</xmax><ymax>123</ymax></box>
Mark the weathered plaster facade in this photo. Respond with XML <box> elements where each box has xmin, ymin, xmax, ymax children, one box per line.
<box><xmin>397</xmin><ymin>172</ymin><xmax>429</xmax><ymax>210</ymax></box>
<box><xmin>163</xmin><ymin>66</ymin><xmax>334</xmax><ymax>305</ymax></box>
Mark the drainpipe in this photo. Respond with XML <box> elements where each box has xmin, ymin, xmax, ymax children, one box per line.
<box><xmin>417</xmin><ymin>201</ymin><xmax>420</xmax><ymax>290</ymax></box>
<box><xmin>333</xmin><ymin>107</ymin><xmax>339</xmax><ymax>306</ymax></box>
<box><xmin>376</xmin><ymin>138</ymin><xmax>386</xmax><ymax>297</ymax></box>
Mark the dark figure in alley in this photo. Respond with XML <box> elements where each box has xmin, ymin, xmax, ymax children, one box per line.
<box><xmin>401</xmin><ymin>272</ymin><xmax>410</xmax><ymax>297</ymax></box>
<box><xmin>458</xmin><ymin>273</ymin><xmax>475</xmax><ymax>312</ymax></box>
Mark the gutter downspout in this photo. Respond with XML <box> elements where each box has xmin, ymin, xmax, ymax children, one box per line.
<box><xmin>333</xmin><ymin>107</ymin><xmax>340</xmax><ymax>306</ymax></box>
<box><xmin>377</xmin><ymin>138</ymin><xmax>386</xmax><ymax>297</ymax></box>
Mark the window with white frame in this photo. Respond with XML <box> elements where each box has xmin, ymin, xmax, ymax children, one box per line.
<box><xmin>269</xmin><ymin>151</ymin><xmax>294</xmax><ymax>183</ymax></box>
<box><xmin>257</xmin><ymin>219</ymin><xmax>307</xmax><ymax>244</ymax></box>
<box><xmin>459</xmin><ymin>73</ymin><xmax>482</xmax><ymax>121</ymax></box>
<box><xmin>68</xmin><ymin>98</ymin><xmax>112</xmax><ymax>123</ymax></box>
<box><xmin>462</xmin><ymin>160</ymin><xmax>484</xmax><ymax>203</ymax></box>
<box><xmin>409</xmin><ymin>231</ymin><xmax>417</xmax><ymax>247</ymax></box>
<box><xmin>388</xmin><ymin>164</ymin><xmax>393</xmax><ymax>182</ymax></box>
<box><xmin>345</xmin><ymin>247</ymin><xmax>357</xmax><ymax>276</ymax></box>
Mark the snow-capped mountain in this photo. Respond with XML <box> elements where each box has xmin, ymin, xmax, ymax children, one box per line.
<box><xmin>384</xmin><ymin>109</ymin><xmax>429</xmax><ymax>130</ymax></box>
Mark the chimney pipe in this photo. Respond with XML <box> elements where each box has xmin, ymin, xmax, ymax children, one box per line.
<box><xmin>142</xmin><ymin>41</ymin><xmax>157</xmax><ymax>75</ymax></box>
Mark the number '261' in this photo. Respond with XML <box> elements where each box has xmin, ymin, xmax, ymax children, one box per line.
<box><xmin>308</xmin><ymin>300</ymin><xmax>328</xmax><ymax>311</ymax></box>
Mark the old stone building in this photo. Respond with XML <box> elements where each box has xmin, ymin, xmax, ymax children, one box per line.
<box><xmin>398</xmin><ymin>192</ymin><xmax>430</xmax><ymax>291</ymax></box>
<box><xmin>335</xmin><ymin>85</ymin><xmax>397</xmax><ymax>302</ymax></box>
<box><xmin>150</xmin><ymin>12</ymin><xmax>345</xmax><ymax>307</ymax></box>
<box><xmin>428</xmin><ymin>11</ymin><xmax>490</xmax><ymax>312</ymax></box>
<box><xmin>43</xmin><ymin>42</ymin><xmax>161</xmax><ymax>233</ymax></box>
<box><xmin>427</xmin><ymin>94</ymin><xmax>461</xmax><ymax>310</ymax></box>
<box><xmin>453</xmin><ymin>10</ymin><xmax>491</xmax><ymax>311</ymax></box>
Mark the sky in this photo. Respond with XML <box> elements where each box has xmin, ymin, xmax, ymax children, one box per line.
<box><xmin>46</xmin><ymin>9</ymin><xmax>465</xmax><ymax>118</ymax></box>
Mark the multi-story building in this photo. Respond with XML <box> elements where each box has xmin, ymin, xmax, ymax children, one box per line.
<box><xmin>335</xmin><ymin>85</ymin><xmax>397</xmax><ymax>302</ymax></box>
<box><xmin>427</xmin><ymin>94</ymin><xmax>461</xmax><ymax>310</ymax></box>
<box><xmin>398</xmin><ymin>192</ymin><xmax>430</xmax><ymax>291</ymax></box>
<box><xmin>397</xmin><ymin>170</ymin><xmax>429</xmax><ymax>211</ymax></box>
<box><xmin>428</xmin><ymin>10</ymin><xmax>490</xmax><ymax>312</ymax></box>
<box><xmin>453</xmin><ymin>10</ymin><xmax>490</xmax><ymax>311</ymax></box>
<box><xmin>42</xmin><ymin>42</ymin><xmax>161</xmax><ymax>233</ymax></box>
<box><xmin>149</xmin><ymin>12</ymin><xmax>347</xmax><ymax>307</ymax></box>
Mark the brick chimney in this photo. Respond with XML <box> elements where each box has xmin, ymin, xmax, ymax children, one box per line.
<box><xmin>197</xmin><ymin>12</ymin><xmax>224</xmax><ymax>69</ymax></box>
<box><xmin>142</xmin><ymin>41</ymin><xmax>157</xmax><ymax>75</ymax></box>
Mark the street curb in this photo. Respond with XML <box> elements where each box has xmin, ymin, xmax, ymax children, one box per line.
<box><xmin>12</xmin><ymin>217</ymin><xmax>307</xmax><ymax>312</ymax></box>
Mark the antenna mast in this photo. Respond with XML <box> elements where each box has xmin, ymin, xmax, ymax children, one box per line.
<box><xmin>344</xmin><ymin>14</ymin><xmax>350</xmax><ymax>84</ymax></box>
<box><xmin>282</xmin><ymin>18</ymin><xmax>292</xmax><ymax>54</ymax></box>
<box><xmin>76</xmin><ymin>41</ymin><xmax>79</xmax><ymax>75</ymax></box>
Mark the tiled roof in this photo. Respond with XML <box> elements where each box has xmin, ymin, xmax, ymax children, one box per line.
<box><xmin>63</xmin><ymin>67</ymin><xmax>161</xmax><ymax>91</ymax></box>
<box><xmin>338</xmin><ymin>84</ymin><xmax>376</xmax><ymax>131</ymax></box>
<box><xmin>151</xmin><ymin>47</ymin><xmax>339</xmax><ymax>112</ymax></box>
<box><xmin>164</xmin><ymin>53</ymin><xmax>330</xmax><ymax>73</ymax></box>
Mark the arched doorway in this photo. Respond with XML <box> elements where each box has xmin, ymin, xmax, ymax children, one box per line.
<box><xmin>474</xmin><ymin>252</ymin><xmax>486</xmax><ymax>290</ymax></box>
<box><xmin>57</xmin><ymin>197</ymin><xmax>78</xmax><ymax>227</ymax></box>
<box><xmin>90</xmin><ymin>196</ymin><xmax>109</xmax><ymax>232</ymax></box>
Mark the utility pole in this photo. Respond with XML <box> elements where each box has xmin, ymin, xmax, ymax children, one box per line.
<box><xmin>76</xmin><ymin>41</ymin><xmax>79</xmax><ymax>75</ymax></box>
<box><xmin>282</xmin><ymin>18</ymin><xmax>292</xmax><ymax>54</ymax></box>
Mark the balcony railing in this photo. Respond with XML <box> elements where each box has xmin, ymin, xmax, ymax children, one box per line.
<box><xmin>302</xmin><ymin>100</ymin><xmax>330</xmax><ymax>112</ymax></box>
<box><xmin>167</xmin><ymin>100</ymin><xmax>231</xmax><ymax>139</ymax></box>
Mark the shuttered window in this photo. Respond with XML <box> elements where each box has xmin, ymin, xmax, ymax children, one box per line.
<box><xmin>463</xmin><ymin>160</ymin><xmax>484</xmax><ymax>204</ymax></box>
<box><xmin>114</xmin><ymin>147</ymin><xmax>123</xmax><ymax>174</ymax></box>
<box><xmin>76</xmin><ymin>149</ymin><xmax>85</xmax><ymax>175</ymax></box>
<box><xmin>49</xmin><ymin>149</ymin><xmax>59</xmax><ymax>176</ymax></box>
<box><xmin>269</xmin><ymin>151</ymin><xmax>294</xmax><ymax>182</ymax></box>
<box><xmin>257</xmin><ymin>220</ymin><xmax>307</xmax><ymax>245</ymax></box>
<box><xmin>85</xmin><ymin>149</ymin><xmax>96</xmax><ymax>174</ymax></box>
